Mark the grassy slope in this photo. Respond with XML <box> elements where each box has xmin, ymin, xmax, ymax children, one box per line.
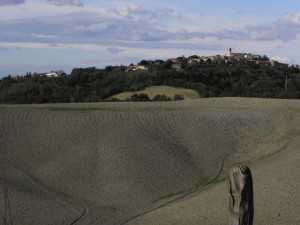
<box><xmin>109</xmin><ymin>85</ymin><xmax>201</xmax><ymax>100</ymax></box>
<box><xmin>0</xmin><ymin>98</ymin><xmax>300</xmax><ymax>224</ymax></box>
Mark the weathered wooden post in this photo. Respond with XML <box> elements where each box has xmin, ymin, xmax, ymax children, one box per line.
<box><xmin>228</xmin><ymin>165</ymin><xmax>254</xmax><ymax>225</ymax></box>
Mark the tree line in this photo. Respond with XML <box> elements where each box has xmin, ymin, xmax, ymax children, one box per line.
<box><xmin>1</xmin><ymin>60</ymin><xmax>300</xmax><ymax>104</ymax></box>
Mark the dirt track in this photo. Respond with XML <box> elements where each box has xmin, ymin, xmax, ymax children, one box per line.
<box><xmin>0</xmin><ymin>97</ymin><xmax>299</xmax><ymax>224</ymax></box>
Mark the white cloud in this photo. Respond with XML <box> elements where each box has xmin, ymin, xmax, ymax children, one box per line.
<box><xmin>0</xmin><ymin>0</ymin><xmax>25</xmax><ymax>6</ymax></box>
<box><xmin>270</xmin><ymin>56</ymin><xmax>293</xmax><ymax>64</ymax></box>
<box><xmin>106</xmin><ymin>47</ymin><xmax>124</xmax><ymax>54</ymax></box>
<box><xmin>46</xmin><ymin>0</ymin><xmax>83</xmax><ymax>7</ymax></box>
<box><xmin>3</xmin><ymin>8</ymin><xmax>300</xmax><ymax>46</ymax></box>
<box><xmin>31</xmin><ymin>33</ymin><xmax>57</xmax><ymax>39</ymax></box>
<box><xmin>74</xmin><ymin>22</ymin><xmax>109</xmax><ymax>32</ymax></box>
<box><xmin>212</xmin><ymin>12</ymin><xmax>300</xmax><ymax>42</ymax></box>
<box><xmin>280</xmin><ymin>12</ymin><xmax>300</xmax><ymax>25</ymax></box>
<box><xmin>111</xmin><ymin>4</ymin><xmax>173</xmax><ymax>19</ymax></box>
<box><xmin>0</xmin><ymin>11</ymin><xmax>184</xmax><ymax>44</ymax></box>
<box><xmin>112</xmin><ymin>4</ymin><xmax>146</xmax><ymax>18</ymax></box>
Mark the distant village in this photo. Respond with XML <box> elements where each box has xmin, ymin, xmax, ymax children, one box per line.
<box><xmin>127</xmin><ymin>48</ymin><xmax>297</xmax><ymax>72</ymax></box>
<box><xmin>9</xmin><ymin>71</ymin><xmax>62</xmax><ymax>80</ymax></box>
<box><xmin>7</xmin><ymin>49</ymin><xmax>300</xmax><ymax>80</ymax></box>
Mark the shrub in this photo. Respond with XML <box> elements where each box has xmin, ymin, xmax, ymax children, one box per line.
<box><xmin>130</xmin><ymin>93</ymin><xmax>150</xmax><ymax>101</ymax></box>
<box><xmin>152</xmin><ymin>94</ymin><xmax>172</xmax><ymax>101</ymax></box>
<box><xmin>174</xmin><ymin>94</ymin><xmax>184</xmax><ymax>101</ymax></box>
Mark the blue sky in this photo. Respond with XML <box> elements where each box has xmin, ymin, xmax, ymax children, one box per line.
<box><xmin>1</xmin><ymin>0</ymin><xmax>300</xmax><ymax>76</ymax></box>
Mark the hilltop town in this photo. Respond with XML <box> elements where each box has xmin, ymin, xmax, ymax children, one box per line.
<box><xmin>127</xmin><ymin>48</ymin><xmax>296</xmax><ymax>72</ymax></box>
<box><xmin>5</xmin><ymin>49</ymin><xmax>299</xmax><ymax>80</ymax></box>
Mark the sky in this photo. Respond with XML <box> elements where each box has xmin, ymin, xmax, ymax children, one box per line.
<box><xmin>1</xmin><ymin>0</ymin><xmax>300</xmax><ymax>76</ymax></box>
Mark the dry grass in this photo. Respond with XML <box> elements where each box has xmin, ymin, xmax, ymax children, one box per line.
<box><xmin>109</xmin><ymin>85</ymin><xmax>201</xmax><ymax>101</ymax></box>
<box><xmin>0</xmin><ymin>97</ymin><xmax>300</xmax><ymax>224</ymax></box>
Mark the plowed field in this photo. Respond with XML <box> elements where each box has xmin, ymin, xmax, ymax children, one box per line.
<box><xmin>0</xmin><ymin>98</ymin><xmax>300</xmax><ymax>224</ymax></box>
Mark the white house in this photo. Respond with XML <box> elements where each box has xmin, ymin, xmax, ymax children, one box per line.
<box><xmin>45</xmin><ymin>72</ymin><xmax>59</xmax><ymax>77</ymax></box>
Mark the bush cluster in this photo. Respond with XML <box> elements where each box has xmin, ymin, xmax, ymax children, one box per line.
<box><xmin>128</xmin><ymin>94</ymin><xmax>184</xmax><ymax>102</ymax></box>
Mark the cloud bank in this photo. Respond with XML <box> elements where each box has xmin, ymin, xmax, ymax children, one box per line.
<box><xmin>213</xmin><ymin>12</ymin><xmax>300</xmax><ymax>41</ymax></box>
<box><xmin>111</xmin><ymin>4</ymin><xmax>173</xmax><ymax>19</ymax></box>
<box><xmin>106</xmin><ymin>47</ymin><xmax>124</xmax><ymax>54</ymax></box>
<box><xmin>46</xmin><ymin>0</ymin><xmax>83</xmax><ymax>7</ymax></box>
<box><xmin>0</xmin><ymin>0</ymin><xmax>25</xmax><ymax>6</ymax></box>
<box><xmin>2</xmin><ymin>4</ymin><xmax>300</xmax><ymax>49</ymax></box>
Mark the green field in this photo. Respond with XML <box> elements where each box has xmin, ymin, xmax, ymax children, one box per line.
<box><xmin>1</xmin><ymin>98</ymin><xmax>300</xmax><ymax>224</ymax></box>
<box><xmin>109</xmin><ymin>85</ymin><xmax>201</xmax><ymax>101</ymax></box>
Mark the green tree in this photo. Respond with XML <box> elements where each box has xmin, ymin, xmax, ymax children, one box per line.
<box><xmin>131</xmin><ymin>93</ymin><xmax>150</xmax><ymax>101</ymax></box>
<box><xmin>174</xmin><ymin>94</ymin><xmax>184</xmax><ymax>101</ymax></box>
<box><xmin>152</xmin><ymin>94</ymin><xmax>171</xmax><ymax>101</ymax></box>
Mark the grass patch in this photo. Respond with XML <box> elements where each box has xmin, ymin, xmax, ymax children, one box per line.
<box><xmin>109</xmin><ymin>86</ymin><xmax>200</xmax><ymax>101</ymax></box>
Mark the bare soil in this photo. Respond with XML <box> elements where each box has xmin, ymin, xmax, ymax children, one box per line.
<box><xmin>0</xmin><ymin>97</ymin><xmax>299</xmax><ymax>225</ymax></box>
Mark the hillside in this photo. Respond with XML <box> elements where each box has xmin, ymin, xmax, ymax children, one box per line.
<box><xmin>0</xmin><ymin>98</ymin><xmax>300</xmax><ymax>224</ymax></box>
<box><xmin>1</xmin><ymin>62</ymin><xmax>300</xmax><ymax>104</ymax></box>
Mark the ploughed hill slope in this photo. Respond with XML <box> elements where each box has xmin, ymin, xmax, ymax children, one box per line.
<box><xmin>0</xmin><ymin>98</ymin><xmax>300</xmax><ymax>224</ymax></box>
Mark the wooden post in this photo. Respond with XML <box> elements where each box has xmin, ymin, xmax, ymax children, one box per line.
<box><xmin>285</xmin><ymin>74</ymin><xmax>288</xmax><ymax>92</ymax></box>
<box><xmin>228</xmin><ymin>165</ymin><xmax>254</xmax><ymax>225</ymax></box>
